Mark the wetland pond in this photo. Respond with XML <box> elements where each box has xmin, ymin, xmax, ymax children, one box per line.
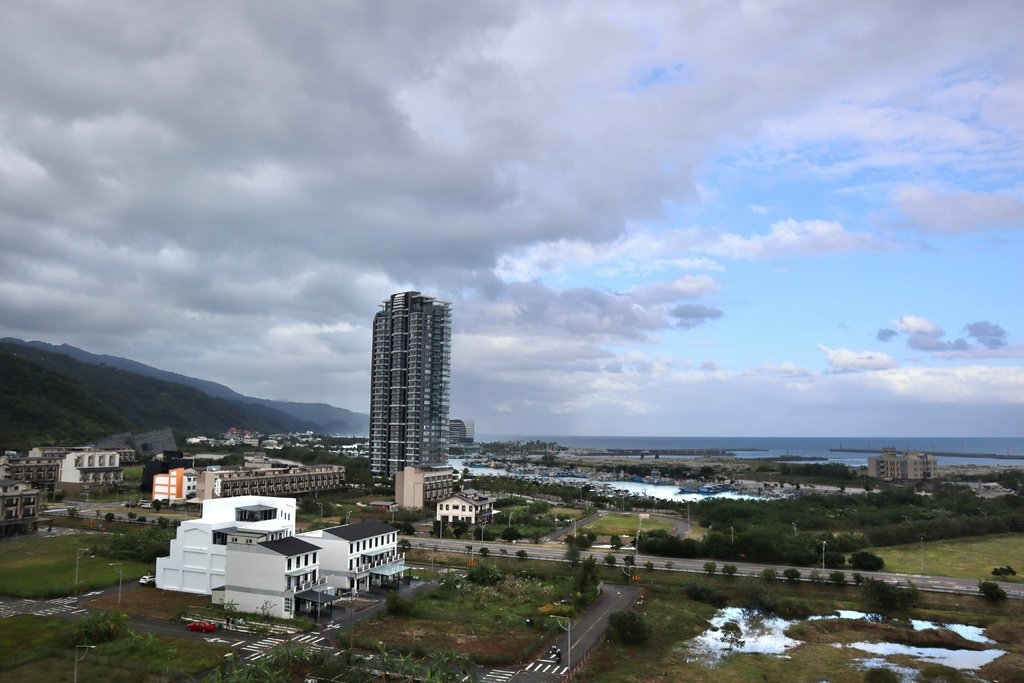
<box><xmin>687</xmin><ymin>607</ymin><xmax>1005</xmax><ymax>677</ymax></box>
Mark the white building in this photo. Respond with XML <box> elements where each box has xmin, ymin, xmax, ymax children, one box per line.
<box><xmin>436</xmin><ymin>489</ymin><xmax>494</xmax><ymax>526</ymax></box>
<box><xmin>300</xmin><ymin>521</ymin><xmax>404</xmax><ymax>596</ymax></box>
<box><xmin>155</xmin><ymin>496</ymin><xmax>296</xmax><ymax>595</ymax></box>
<box><xmin>224</xmin><ymin>534</ymin><xmax>331</xmax><ymax>620</ymax></box>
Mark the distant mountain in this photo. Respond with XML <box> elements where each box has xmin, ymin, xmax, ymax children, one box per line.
<box><xmin>0</xmin><ymin>342</ymin><xmax>330</xmax><ymax>449</ymax></box>
<box><xmin>1</xmin><ymin>338</ymin><xmax>368</xmax><ymax>436</ymax></box>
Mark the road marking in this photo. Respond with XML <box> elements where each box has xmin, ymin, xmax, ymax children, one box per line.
<box><xmin>480</xmin><ymin>669</ymin><xmax>516</xmax><ymax>682</ymax></box>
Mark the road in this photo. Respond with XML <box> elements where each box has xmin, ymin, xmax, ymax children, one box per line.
<box><xmin>408</xmin><ymin>535</ymin><xmax>1024</xmax><ymax>600</ymax></box>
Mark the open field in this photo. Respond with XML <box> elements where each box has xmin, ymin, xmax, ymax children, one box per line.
<box><xmin>581</xmin><ymin>513</ymin><xmax>674</xmax><ymax>536</ymax></box>
<box><xmin>346</xmin><ymin>569</ymin><xmax>564</xmax><ymax>664</ymax></box>
<box><xmin>868</xmin><ymin>533</ymin><xmax>1024</xmax><ymax>583</ymax></box>
<box><xmin>85</xmin><ymin>584</ymin><xmax>214</xmax><ymax>621</ymax></box>
<box><xmin>0</xmin><ymin>533</ymin><xmax>151</xmax><ymax>598</ymax></box>
<box><xmin>0</xmin><ymin>615</ymin><xmax>230</xmax><ymax>682</ymax></box>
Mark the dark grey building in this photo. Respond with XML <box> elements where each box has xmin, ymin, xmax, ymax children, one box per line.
<box><xmin>370</xmin><ymin>291</ymin><xmax>451</xmax><ymax>478</ymax></box>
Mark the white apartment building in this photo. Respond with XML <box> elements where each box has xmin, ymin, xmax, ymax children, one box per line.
<box><xmin>436</xmin><ymin>489</ymin><xmax>495</xmax><ymax>526</ymax></box>
<box><xmin>155</xmin><ymin>496</ymin><xmax>296</xmax><ymax>595</ymax></box>
<box><xmin>300</xmin><ymin>521</ymin><xmax>404</xmax><ymax>596</ymax></box>
<box><xmin>224</xmin><ymin>534</ymin><xmax>332</xmax><ymax>620</ymax></box>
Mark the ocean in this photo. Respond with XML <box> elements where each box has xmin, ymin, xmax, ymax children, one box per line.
<box><xmin>475</xmin><ymin>435</ymin><xmax>1024</xmax><ymax>468</ymax></box>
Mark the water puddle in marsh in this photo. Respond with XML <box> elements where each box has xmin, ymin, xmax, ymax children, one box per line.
<box><xmin>687</xmin><ymin>607</ymin><xmax>1004</xmax><ymax>672</ymax></box>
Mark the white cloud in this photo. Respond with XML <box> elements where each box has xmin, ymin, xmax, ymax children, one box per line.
<box><xmin>705</xmin><ymin>219</ymin><xmax>879</xmax><ymax>260</ymax></box>
<box><xmin>818</xmin><ymin>345</ymin><xmax>897</xmax><ymax>373</ymax></box>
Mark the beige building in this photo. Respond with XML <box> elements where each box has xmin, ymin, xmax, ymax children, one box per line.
<box><xmin>395</xmin><ymin>466</ymin><xmax>454</xmax><ymax>509</ymax></box>
<box><xmin>436</xmin><ymin>489</ymin><xmax>495</xmax><ymax>526</ymax></box>
<box><xmin>1</xmin><ymin>479</ymin><xmax>39</xmax><ymax>538</ymax></box>
<box><xmin>57</xmin><ymin>448</ymin><xmax>125</xmax><ymax>493</ymax></box>
<box><xmin>196</xmin><ymin>464</ymin><xmax>346</xmax><ymax>501</ymax></box>
<box><xmin>868</xmin><ymin>449</ymin><xmax>938</xmax><ymax>480</ymax></box>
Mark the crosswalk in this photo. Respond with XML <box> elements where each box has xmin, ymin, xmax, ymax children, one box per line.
<box><xmin>480</xmin><ymin>668</ymin><xmax>517</xmax><ymax>682</ymax></box>
<box><xmin>32</xmin><ymin>596</ymin><xmax>78</xmax><ymax>616</ymax></box>
<box><xmin>239</xmin><ymin>636</ymin><xmax>286</xmax><ymax>660</ymax></box>
<box><xmin>525</xmin><ymin>658</ymin><xmax>570</xmax><ymax>676</ymax></box>
<box><xmin>290</xmin><ymin>632</ymin><xmax>328</xmax><ymax>647</ymax></box>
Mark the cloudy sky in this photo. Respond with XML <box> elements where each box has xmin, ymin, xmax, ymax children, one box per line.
<box><xmin>1</xmin><ymin>2</ymin><xmax>1022</xmax><ymax>437</ymax></box>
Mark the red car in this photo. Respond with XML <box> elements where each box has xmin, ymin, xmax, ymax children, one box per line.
<box><xmin>187</xmin><ymin>620</ymin><xmax>217</xmax><ymax>632</ymax></box>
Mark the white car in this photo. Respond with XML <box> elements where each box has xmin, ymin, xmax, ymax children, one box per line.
<box><xmin>139</xmin><ymin>575</ymin><xmax>155</xmax><ymax>585</ymax></box>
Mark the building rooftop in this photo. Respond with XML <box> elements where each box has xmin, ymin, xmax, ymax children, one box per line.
<box><xmin>259</xmin><ymin>536</ymin><xmax>321</xmax><ymax>556</ymax></box>
<box><xmin>323</xmin><ymin>520</ymin><xmax>397</xmax><ymax>541</ymax></box>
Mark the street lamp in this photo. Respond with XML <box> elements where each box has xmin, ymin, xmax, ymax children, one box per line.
<box><xmin>549</xmin><ymin>615</ymin><xmax>572</xmax><ymax>672</ymax></box>
<box><xmin>74</xmin><ymin>548</ymin><xmax>90</xmax><ymax>603</ymax></box>
<box><xmin>920</xmin><ymin>536</ymin><xmax>924</xmax><ymax>574</ymax></box>
<box><xmin>109</xmin><ymin>562</ymin><xmax>123</xmax><ymax>604</ymax></box>
<box><xmin>74</xmin><ymin>644</ymin><xmax>95</xmax><ymax>683</ymax></box>
<box><xmin>821</xmin><ymin>540</ymin><xmax>827</xmax><ymax>571</ymax></box>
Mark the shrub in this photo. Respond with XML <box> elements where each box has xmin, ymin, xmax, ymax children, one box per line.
<box><xmin>864</xmin><ymin>667</ymin><xmax>902</xmax><ymax>683</ymax></box>
<box><xmin>783</xmin><ymin>568</ymin><xmax>801</xmax><ymax>583</ymax></box>
<box><xmin>703</xmin><ymin>561</ymin><xmax>717</xmax><ymax>575</ymax></box>
<box><xmin>722</xmin><ymin>564</ymin><xmax>738</xmax><ymax>578</ymax></box>
<box><xmin>609</xmin><ymin>610</ymin><xmax>652</xmax><ymax>645</ymax></box>
<box><xmin>684</xmin><ymin>582</ymin><xmax>728</xmax><ymax>607</ymax></box>
<box><xmin>604</xmin><ymin>553</ymin><xmax>617</xmax><ymax>567</ymax></box>
<box><xmin>978</xmin><ymin>581</ymin><xmax>1007</xmax><ymax>603</ymax></box>
<box><xmin>385</xmin><ymin>592</ymin><xmax>414</xmax><ymax>616</ymax></box>
<box><xmin>991</xmin><ymin>565</ymin><xmax>1017</xmax><ymax>578</ymax></box>
<box><xmin>760</xmin><ymin>568</ymin><xmax>778</xmax><ymax>582</ymax></box>
<box><xmin>850</xmin><ymin>551</ymin><xmax>885</xmax><ymax>571</ymax></box>
<box><xmin>829</xmin><ymin>571</ymin><xmax>847</xmax><ymax>586</ymax></box>
<box><xmin>862</xmin><ymin>578</ymin><xmax>917</xmax><ymax>611</ymax></box>
<box><xmin>852</xmin><ymin>572</ymin><xmax>865</xmax><ymax>586</ymax></box>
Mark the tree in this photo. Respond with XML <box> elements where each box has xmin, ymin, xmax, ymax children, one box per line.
<box><xmin>500</xmin><ymin>526</ymin><xmax>522</xmax><ymax>541</ymax></box>
<box><xmin>565</xmin><ymin>545</ymin><xmax>581</xmax><ymax>566</ymax></box>
<box><xmin>478</xmin><ymin>547</ymin><xmax>490</xmax><ymax>558</ymax></box>
<box><xmin>104</xmin><ymin>512</ymin><xmax>115</xmax><ymax>523</ymax></box>
<box><xmin>703</xmin><ymin>561</ymin><xmax>717</xmax><ymax>575</ymax></box>
<box><xmin>152</xmin><ymin>499</ymin><xmax>163</xmax><ymax>512</ymax></box>
<box><xmin>604</xmin><ymin>553</ymin><xmax>617</xmax><ymax>567</ymax></box>
<box><xmin>760</xmin><ymin>568</ymin><xmax>778</xmax><ymax>582</ymax></box>
<box><xmin>644</xmin><ymin>561</ymin><xmax>655</xmax><ymax>572</ymax></box>
<box><xmin>76</xmin><ymin>610</ymin><xmax>130</xmax><ymax>644</ymax></box>
<box><xmin>850</xmin><ymin>550</ymin><xmax>885</xmax><ymax>571</ymax></box>
<box><xmin>516</xmin><ymin>549</ymin><xmax>528</xmax><ymax>561</ymax></box>
<box><xmin>722</xmin><ymin>564</ymin><xmax>738</xmax><ymax>578</ymax></box>
<box><xmin>862</xmin><ymin>578</ymin><xmax>917</xmax><ymax>611</ymax></box>
<box><xmin>828</xmin><ymin>571</ymin><xmax>847</xmax><ymax>586</ymax></box>
<box><xmin>609</xmin><ymin>535</ymin><xmax>622</xmax><ymax>549</ymax></box>
<box><xmin>979</xmin><ymin>581</ymin><xmax>1007</xmax><ymax>603</ymax></box>
<box><xmin>623</xmin><ymin>554</ymin><xmax>635</xmax><ymax>567</ymax></box>
<box><xmin>720</xmin><ymin>620</ymin><xmax>745</xmax><ymax>650</ymax></box>
<box><xmin>608</xmin><ymin>610</ymin><xmax>652</xmax><ymax>645</ymax></box>
<box><xmin>783</xmin><ymin>568</ymin><xmax>801</xmax><ymax>583</ymax></box>
<box><xmin>398</xmin><ymin>539</ymin><xmax>412</xmax><ymax>551</ymax></box>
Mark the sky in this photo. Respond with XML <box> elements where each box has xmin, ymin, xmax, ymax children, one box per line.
<box><xmin>0</xmin><ymin>2</ymin><xmax>1022</xmax><ymax>438</ymax></box>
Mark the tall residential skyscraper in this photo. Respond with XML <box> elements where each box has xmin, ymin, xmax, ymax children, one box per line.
<box><xmin>370</xmin><ymin>291</ymin><xmax>452</xmax><ymax>478</ymax></box>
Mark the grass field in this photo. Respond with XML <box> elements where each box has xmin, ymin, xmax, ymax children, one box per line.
<box><xmin>581</xmin><ymin>512</ymin><xmax>674</xmax><ymax>537</ymax></box>
<box><xmin>867</xmin><ymin>533</ymin><xmax>1024</xmax><ymax>583</ymax></box>
<box><xmin>0</xmin><ymin>615</ymin><xmax>230</xmax><ymax>682</ymax></box>
<box><xmin>0</xmin><ymin>534</ymin><xmax>152</xmax><ymax>598</ymax></box>
<box><xmin>347</xmin><ymin>567</ymin><xmax>565</xmax><ymax>664</ymax></box>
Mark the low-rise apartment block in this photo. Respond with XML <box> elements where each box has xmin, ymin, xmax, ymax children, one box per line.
<box><xmin>868</xmin><ymin>448</ymin><xmax>938</xmax><ymax>480</ymax></box>
<box><xmin>196</xmin><ymin>464</ymin><xmax>346</xmax><ymax>501</ymax></box>
<box><xmin>0</xmin><ymin>479</ymin><xmax>39</xmax><ymax>538</ymax></box>
<box><xmin>395</xmin><ymin>465</ymin><xmax>454</xmax><ymax>509</ymax></box>
<box><xmin>224</xmin><ymin>534</ymin><xmax>331</xmax><ymax>620</ymax></box>
<box><xmin>300</xmin><ymin>521</ymin><xmax>404</xmax><ymax>596</ymax></box>
<box><xmin>153</xmin><ymin>467</ymin><xmax>197</xmax><ymax>502</ymax></box>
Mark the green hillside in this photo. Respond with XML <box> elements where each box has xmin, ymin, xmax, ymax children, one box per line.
<box><xmin>0</xmin><ymin>343</ymin><xmax>318</xmax><ymax>450</ymax></box>
<box><xmin>0</xmin><ymin>351</ymin><xmax>130</xmax><ymax>449</ymax></box>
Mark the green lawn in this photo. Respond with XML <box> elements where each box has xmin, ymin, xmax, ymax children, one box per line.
<box><xmin>867</xmin><ymin>533</ymin><xmax>1024</xmax><ymax>582</ymax></box>
<box><xmin>581</xmin><ymin>512</ymin><xmax>674</xmax><ymax>536</ymax></box>
<box><xmin>0</xmin><ymin>615</ymin><xmax>230</xmax><ymax>682</ymax></box>
<box><xmin>0</xmin><ymin>534</ymin><xmax>152</xmax><ymax>598</ymax></box>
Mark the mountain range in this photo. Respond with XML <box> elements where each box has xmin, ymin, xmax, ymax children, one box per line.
<box><xmin>0</xmin><ymin>338</ymin><xmax>368</xmax><ymax>450</ymax></box>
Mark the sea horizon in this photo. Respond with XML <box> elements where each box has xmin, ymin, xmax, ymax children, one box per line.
<box><xmin>474</xmin><ymin>435</ymin><xmax>1024</xmax><ymax>467</ymax></box>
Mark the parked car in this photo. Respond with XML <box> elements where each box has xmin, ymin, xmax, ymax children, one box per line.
<box><xmin>139</xmin><ymin>502</ymin><xmax>153</xmax><ymax>509</ymax></box>
<box><xmin>139</xmin><ymin>575</ymin><xmax>155</xmax><ymax>585</ymax></box>
<box><xmin>187</xmin><ymin>620</ymin><xmax>217</xmax><ymax>632</ymax></box>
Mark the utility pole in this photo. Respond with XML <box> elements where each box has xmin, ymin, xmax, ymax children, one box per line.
<box><xmin>109</xmin><ymin>562</ymin><xmax>123</xmax><ymax>604</ymax></box>
<box><xmin>74</xmin><ymin>548</ymin><xmax>90</xmax><ymax>603</ymax></box>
